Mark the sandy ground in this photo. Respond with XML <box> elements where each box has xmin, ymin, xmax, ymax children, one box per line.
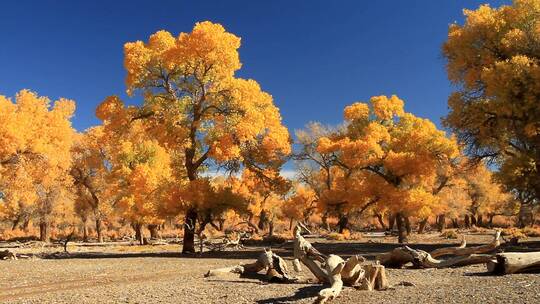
<box><xmin>1</xmin><ymin>232</ymin><xmax>540</xmax><ymax>304</ymax></box>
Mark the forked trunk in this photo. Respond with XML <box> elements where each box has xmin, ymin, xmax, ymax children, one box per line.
<box><xmin>182</xmin><ymin>208</ymin><xmax>197</xmax><ymax>253</ymax></box>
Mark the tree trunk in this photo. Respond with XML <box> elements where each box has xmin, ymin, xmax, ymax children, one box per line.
<box><xmin>95</xmin><ymin>218</ymin><xmax>104</xmax><ymax>243</ymax></box>
<box><xmin>289</xmin><ymin>218</ymin><xmax>294</xmax><ymax>231</ymax></box>
<box><xmin>477</xmin><ymin>214</ymin><xmax>484</xmax><ymax>227</ymax></box>
<box><xmin>182</xmin><ymin>208</ymin><xmax>197</xmax><ymax>253</ymax></box>
<box><xmin>39</xmin><ymin>220</ymin><xmax>50</xmax><ymax>242</ymax></box>
<box><xmin>82</xmin><ymin>220</ymin><xmax>89</xmax><ymax>242</ymax></box>
<box><xmin>133</xmin><ymin>223</ymin><xmax>144</xmax><ymax>245</ymax></box>
<box><xmin>452</xmin><ymin>218</ymin><xmax>459</xmax><ymax>229</ymax></box>
<box><xmin>337</xmin><ymin>214</ymin><xmax>349</xmax><ymax>233</ymax></box>
<box><xmin>518</xmin><ymin>203</ymin><xmax>534</xmax><ymax>228</ymax></box>
<box><xmin>11</xmin><ymin>215</ymin><xmax>21</xmax><ymax>230</ymax></box>
<box><xmin>404</xmin><ymin>216</ymin><xmax>412</xmax><ymax>235</ymax></box>
<box><xmin>148</xmin><ymin>224</ymin><xmax>160</xmax><ymax>239</ymax></box>
<box><xmin>22</xmin><ymin>218</ymin><xmax>30</xmax><ymax>231</ymax></box>
<box><xmin>258</xmin><ymin>209</ymin><xmax>269</xmax><ymax>231</ymax></box>
<box><xmin>437</xmin><ymin>214</ymin><xmax>446</xmax><ymax>232</ymax></box>
<box><xmin>488</xmin><ymin>252</ymin><xmax>540</xmax><ymax>274</ymax></box>
<box><xmin>396</xmin><ymin>213</ymin><xmax>408</xmax><ymax>243</ymax></box>
<box><xmin>418</xmin><ymin>218</ymin><xmax>428</xmax><ymax>234</ymax></box>
<box><xmin>387</xmin><ymin>214</ymin><xmax>396</xmax><ymax>231</ymax></box>
<box><xmin>269</xmin><ymin>220</ymin><xmax>275</xmax><ymax>237</ymax></box>
<box><xmin>488</xmin><ymin>214</ymin><xmax>495</xmax><ymax>228</ymax></box>
<box><xmin>470</xmin><ymin>214</ymin><xmax>477</xmax><ymax>226</ymax></box>
<box><xmin>321</xmin><ymin>212</ymin><xmax>330</xmax><ymax>231</ymax></box>
<box><xmin>376</xmin><ymin>214</ymin><xmax>386</xmax><ymax>230</ymax></box>
<box><xmin>464</xmin><ymin>214</ymin><xmax>471</xmax><ymax>228</ymax></box>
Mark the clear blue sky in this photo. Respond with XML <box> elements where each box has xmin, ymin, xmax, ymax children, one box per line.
<box><xmin>0</xmin><ymin>0</ymin><xmax>509</xmax><ymax>133</ymax></box>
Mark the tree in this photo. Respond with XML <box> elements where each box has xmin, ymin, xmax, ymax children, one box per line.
<box><xmin>317</xmin><ymin>95</ymin><xmax>459</xmax><ymax>242</ymax></box>
<box><xmin>96</xmin><ymin>113</ymin><xmax>173</xmax><ymax>245</ymax></box>
<box><xmin>71</xmin><ymin>127</ymin><xmax>111</xmax><ymax>242</ymax></box>
<box><xmin>443</xmin><ymin>0</ymin><xmax>540</xmax><ymax>211</ymax></box>
<box><xmin>0</xmin><ymin>90</ymin><xmax>76</xmax><ymax>241</ymax></box>
<box><xmin>105</xmin><ymin>21</ymin><xmax>291</xmax><ymax>252</ymax></box>
<box><xmin>281</xmin><ymin>184</ymin><xmax>318</xmax><ymax>230</ymax></box>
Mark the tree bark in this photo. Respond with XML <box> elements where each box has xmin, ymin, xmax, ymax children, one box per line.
<box><xmin>182</xmin><ymin>208</ymin><xmax>197</xmax><ymax>253</ymax></box>
<box><xmin>396</xmin><ymin>213</ymin><xmax>408</xmax><ymax>243</ymax></box>
<box><xmin>465</xmin><ymin>214</ymin><xmax>471</xmax><ymax>229</ymax></box>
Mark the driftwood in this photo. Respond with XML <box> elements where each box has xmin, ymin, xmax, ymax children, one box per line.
<box><xmin>1</xmin><ymin>249</ymin><xmax>17</xmax><ymax>260</ymax></box>
<box><xmin>487</xmin><ymin>252</ymin><xmax>540</xmax><ymax>274</ymax></box>
<box><xmin>205</xmin><ymin>248</ymin><xmax>294</xmax><ymax>282</ymax></box>
<box><xmin>377</xmin><ymin>231</ymin><xmax>501</xmax><ymax>269</ymax></box>
<box><xmin>206</xmin><ymin>224</ymin><xmax>388</xmax><ymax>303</ymax></box>
<box><xmin>292</xmin><ymin>225</ymin><xmax>388</xmax><ymax>303</ymax></box>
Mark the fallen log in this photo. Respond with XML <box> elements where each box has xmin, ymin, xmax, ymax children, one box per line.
<box><xmin>430</xmin><ymin>231</ymin><xmax>500</xmax><ymax>258</ymax></box>
<box><xmin>205</xmin><ymin>248</ymin><xmax>294</xmax><ymax>282</ymax></box>
<box><xmin>487</xmin><ymin>252</ymin><xmax>540</xmax><ymax>274</ymax></box>
<box><xmin>1</xmin><ymin>249</ymin><xmax>17</xmax><ymax>260</ymax></box>
<box><xmin>377</xmin><ymin>231</ymin><xmax>501</xmax><ymax>268</ymax></box>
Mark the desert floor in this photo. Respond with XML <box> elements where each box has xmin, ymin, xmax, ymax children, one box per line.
<box><xmin>1</xmin><ymin>232</ymin><xmax>540</xmax><ymax>304</ymax></box>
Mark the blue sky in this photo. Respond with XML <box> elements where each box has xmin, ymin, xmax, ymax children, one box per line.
<box><xmin>1</xmin><ymin>0</ymin><xmax>509</xmax><ymax>135</ymax></box>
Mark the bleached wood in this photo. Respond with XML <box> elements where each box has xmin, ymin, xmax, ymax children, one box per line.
<box><xmin>430</xmin><ymin>231</ymin><xmax>500</xmax><ymax>258</ymax></box>
<box><xmin>487</xmin><ymin>252</ymin><xmax>540</xmax><ymax>274</ymax></box>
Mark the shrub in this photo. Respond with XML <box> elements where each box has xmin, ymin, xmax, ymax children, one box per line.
<box><xmin>522</xmin><ymin>227</ymin><xmax>540</xmax><ymax>237</ymax></box>
<box><xmin>501</xmin><ymin>227</ymin><xmax>527</xmax><ymax>240</ymax></box>
<box><xmin>440</xmin><ymin>229</ymin><xmax>459</xmax><ymax>239</ymax></box>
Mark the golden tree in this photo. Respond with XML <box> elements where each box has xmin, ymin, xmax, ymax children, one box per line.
<box><xmin>71</xmin><ymin>127</ymin><xmax>112</xmax><ymax>242</ymax></box>
<box><xmin>103</xmin><ymin>21</ymin><xmax>291</xmax><ymax>252</ymax></box>
<box><xmin>317</xmin><ymin>95</ymin><xmax>459</xmax><ymax>242</ymax></box>
<box><xmin>0</xmin><ymin>90</ymin><xmax>76</xmax><ymax>241</ymax></box>
<box><xmin>443</xmin><ymin>0</ymin><xmax>540</xmax><ymax>213</ymax></box>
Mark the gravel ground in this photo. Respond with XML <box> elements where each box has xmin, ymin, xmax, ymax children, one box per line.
<box><xmin>1</xmin><ymin>233</ymin><xmax>540</xmax><ymax>303</ymax></box>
